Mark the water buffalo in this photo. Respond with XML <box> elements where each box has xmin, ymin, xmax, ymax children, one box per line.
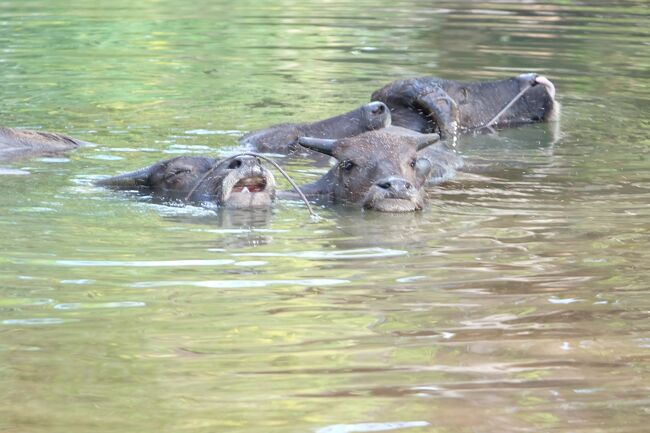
<box><xmin>371</xmin><ymin>73</ymin><xmax>560</xmax><ymax>138</ymax></box>
<box><xmin>97</xmin><ymin>155</ymin><xmax>276</xmax><ymax>209</ymax></box>
<box><xmin>291</xmin><ymin>127</ymin><xmax>455</xmax><ymax>212</ymax></box>
<box><xmin>0</xmin><ymin>126</ymin><xmax>89</xmax><ymax>162</ymax></box>
<box><xmin>239</xmin><ymin>101</ymin><xmax>391</xmax><ymax>152</ymax></box>
<box><xmin>99</xmin><ymin>128</ymin><xmax>459</xmax><ymax>213</ymax></box>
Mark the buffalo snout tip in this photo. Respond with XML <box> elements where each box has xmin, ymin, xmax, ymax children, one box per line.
<box><xmin>534</xmin><ymin>75</ymin><xmax>556</xmax><ymax>99</ymax></box>
<box><xmin>371</xmin><ymin>103</ymin><xmax>386</xmax><ymax>115</ymax></box>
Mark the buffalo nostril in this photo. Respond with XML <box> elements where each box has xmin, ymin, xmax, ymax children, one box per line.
<box><xmin>405</xmin><ymin>182</ymin><xmax>412</xmax><ymax>190</ymax></box>
<box><xmin>228</xmin><ymin>159</ymin><xmax>242</xmax><ymax>169</ymax></box>
<box><xmin>377</xmin><ymin>181</ymin><xmax>391</xmax><ymax>190</ymax></box>
<box><xmin>372</xmin><ymin>104</ymin><xmax>385</xmax><ymax>115</ymax></box>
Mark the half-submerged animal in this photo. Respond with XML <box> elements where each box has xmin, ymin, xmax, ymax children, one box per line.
<box><xmin>371</xmin><ymin>73</ymin><xmax>560</xmax><ymax>138</ymax></box>
<box><xmin>0</xmin><ymin>126</ymin><xmax>89</xmax><ymax>162</ymax></box>
<box><xmin>99</xmin><ymin>129</ymin><xmax>461</xmax><ymax>213</ymax></box>
<box><xmin>240</xmin><ymin>101</ymin><xmax>391</xmax><ymax>152</ymax></box>
<box><xmin>292</xmin><ymin>128</ymin><xmax>456</xmax><ymax>212</ymax></box>
<box><xmin>97</xmin><ymin>155</ymin><xmax>276</xmax><ymax>209</ymax></box>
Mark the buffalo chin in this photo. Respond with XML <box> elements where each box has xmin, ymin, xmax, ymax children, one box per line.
<box><xmin>224</xmin><ymin>190</ymin><xmax>274</xmax><ymax>209</ymax></box>
<box><xmin>364</xmin><ymin>197</ymin><xmax>423</xmax><ymax>213</ymax></box>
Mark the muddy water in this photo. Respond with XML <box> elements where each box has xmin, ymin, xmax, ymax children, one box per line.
<box><xmin>1</xmin><ymin>1</ymin><xmax>650</xmax><ymax>432</ymax></box>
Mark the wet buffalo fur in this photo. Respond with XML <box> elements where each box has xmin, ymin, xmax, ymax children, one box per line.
<box><xmin>0</xmin><ymin>126</ymin><xmax>90</xmax><ymax>162</ymax></box>
<box><xmin>287</xmin><ymin>127</ymin><xmax>463</xmax><ymax>212</ymax></box>
<box><xmin>371</xmin><ymin>73</ymin><xmax>560</xmax><ymax>138</ymax></box>
<box><xmin>240</xmin><ymin>101</ymin><xmax>391</xmax><ymax>153</ymax></box>
<box><xmin>97</xmin><ymin>155</ymin><xmax>276</xmax><ymax>209</ymax></box>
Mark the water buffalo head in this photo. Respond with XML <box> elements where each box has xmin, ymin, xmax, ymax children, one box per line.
<box><xmin>240</xmin><ymin>101</ymin><xmax>392</xmax><ymax>152</ymax></box>
<box><xmin>371</xmin><ymin>73</ymin><xmax>559</xmax><ymax>138</ymax></box>
<box><xmin>97</xmin><ymin>155</ymin><xmax>276</xmax><ymax>209</ymax></box>
<box><xmin>441</xmin><ymin>72</ymin><xmax>560</xmax><ymax>129</ymax></box>
<box><xmin>297</xmin><ymin>129</ymin><xmax>440</xmax><ymax>212</ymax></box>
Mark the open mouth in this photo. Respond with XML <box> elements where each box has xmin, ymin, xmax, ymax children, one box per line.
<box><xmin>221</xmin><ymin>169</ymin><xmax>276</xmax><ymax>209</ymax></box>
<box><xmin>232</xmin><ymin>176</ymin><xmax>267</xmax><ymax>194</ymax></box>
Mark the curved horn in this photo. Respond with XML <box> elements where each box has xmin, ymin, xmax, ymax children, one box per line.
<box><xmin>297</xmin><ymin>137</ymin><xmax>337</xmax><ymax>156</ymax></box>
<box><xmin>415</xmin><ymin>133</ymin><xmax>440</xmax><ymax>151</ymax></box>
<box><xmin>416</xmin><ymin>86</ymin><xmax>459</xmax><ymax>139</ymax></box>
<box><xmin>95</xmin><ymin>164</ymin><xmax>157</xmax><ymax>189</ymax></box>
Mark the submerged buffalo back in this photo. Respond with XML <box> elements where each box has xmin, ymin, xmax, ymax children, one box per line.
<box><xmin>303</xmin><ymin>101</ymin><xmax>390</xmax><ymax>138</ymax></box>
<box><xmin>240</xmin><ymin>101</ymin><xmax>391</xmax><ymax>152</ymax></box>
<box><xmin>0</xmin><ymin>127</ymin><xmax>88</xmax><ymax>162</ymax></box>
<box><xmin>239</xmin><ymin>123</ymin><xmax>302</xmax><ymax>153</ymax></box>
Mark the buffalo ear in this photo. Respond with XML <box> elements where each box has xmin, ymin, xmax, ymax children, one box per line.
<box><xmin>413</xmin><ymin>133</ymin><xmax>440</xmax><ymax>151</ymax></box>
<box><xmin>297</xmin><ymin>137</ymin><xmax>337</xmax><ymax>157</ymax></box>
<box><xmin>96</xmin><ymin>164</ymin><xmax>159</xmax><ymax>189</ymax></box>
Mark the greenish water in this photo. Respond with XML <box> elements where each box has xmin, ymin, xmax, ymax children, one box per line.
<box><xmin>1</xmin><ymin>1</ymin><xmax>650</xmax><ymax>432</ymax></box>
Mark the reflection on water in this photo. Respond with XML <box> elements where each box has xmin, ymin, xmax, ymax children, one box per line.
<box><xmin>315</xmin><ymin>421</ymin><xmax>430</xmax><ymax>433</ymax></box>
<box><xmin>1</xmin><ymin>1</ymin><xmax>650</xmax><ymax>433</ymax></box>
<box><xmin>233</xmin><ymin>247</ymin><xmax>408</xmax><ymax>260</ymax></box>
<box><xmin>131</xmin><ymin>278</ymin><xmax>349</xmax><ymax>289</ymax></box>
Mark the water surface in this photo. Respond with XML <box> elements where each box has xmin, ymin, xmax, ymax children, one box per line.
<box><xmin>1</xmin><ymin>1</ymin><xmax>650</xmax><ymax>432</ymax></box>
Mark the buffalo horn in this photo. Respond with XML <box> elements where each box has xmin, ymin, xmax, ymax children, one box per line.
<box><xmin>297</xmin><ymin>137</ymin><xmax>337</xmax><ymax>156</ymax></box>
<box><xmin>415</xmin><ymin>133</ymin><xmax>440</xmax><ymax>151</ymax></box>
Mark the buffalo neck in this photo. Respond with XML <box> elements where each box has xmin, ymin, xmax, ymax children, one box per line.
<box><xmin>276</xmin><ymin>168</ymin><xmax>337</xmax><ymax>200</ymax></box>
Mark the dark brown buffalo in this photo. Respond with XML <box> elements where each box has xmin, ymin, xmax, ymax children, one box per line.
<box><xmin>239</xmin><ymin>101</ymin><xmax>391</xmax><ymax>152</ymax></box>
<box><xmin>98</xmin><ymin>129</ymin><xmax>462</xmax><ymax>213</ymax></box>
<box><xmin>371</xmin><ymin>73</ymin><xmax>560</xmax><ymax>138</ymax></box>
<box><xmin>290</xmin><ymin>128</ymin><xmax>450</xmax><ymax>212</ymax></box>
<box><xmin>97</xmin><ymin>155</ymin><xmax>276</xmax><ymax>209</ymax></box>
<box><xmin>0</xmin><ymin>126</ymin><xmax>89</xmax><ymax>162</ymax></box>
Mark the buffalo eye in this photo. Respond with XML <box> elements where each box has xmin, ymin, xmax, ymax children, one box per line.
<box><xmin>409</xmin><ymin>158</ymin><xmax>417</xmax><ymax>169</ymax></box>
<box><xmin>340</xmin><ymin>160</ymin><xmax>356</xmax><ymax>171</ymax></box>
<box><xmin>165</xmin><ymin>168</ymin><xmax>190</xmax><ymax>180</ymax></box>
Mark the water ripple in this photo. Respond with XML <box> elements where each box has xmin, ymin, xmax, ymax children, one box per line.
<box><xmin>131</xmin><ymin>278</ymin><xmax>349</xmax><ymax>289</ymax></box>
<box><xmin>56</xmin><ymin>259</ymin><xmax>235</xmax><ymax>267</ymax></box>
<box><xmin>0</xmin><ymin>168</ymin><xmax>30</xmax><ymax>175</ymax></box>
<box><xmin>2</xmin><ymin>318</ymin><xmax>72</xmax><ymax>326</ymax></box>
<box><xmin>185</xmin><ymin>129</ymin><xmax>242</xmax><ymax>136</ymax></box>
<box><xmin>0</xmin><ymin>298</ymin><xmax>53</xmax><ymax>307</ymax></box>
<box><xmin>53</xmin><ymin>301</ymin><xmax>146</xmax><ymax>310</ymax></box>
<box><xmin>233</xmin><ymin>248</ymin><xmax>408</xmax><ymax>260</ymax></box>
<box><xmin>315</xmin><ymin>421</ymin><xmax>429</xmax><ymax>433</ymax></box>
<box><xmin>35</xmin><ymin>157</ymin><xmax>70</xmax><ymax>163</ymax></box>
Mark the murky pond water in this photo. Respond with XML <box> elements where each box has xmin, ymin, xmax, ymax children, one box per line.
<box><xmin>2</xmin><ymin>1</ymin><xmax>650</xmax><ymax>432</ymax></box>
